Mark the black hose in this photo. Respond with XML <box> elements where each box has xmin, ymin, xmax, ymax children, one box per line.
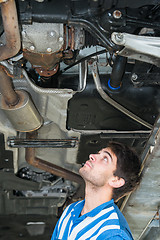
<box><xmin>108</xmin><ymin>55</ymin><xmax>127</xmax><ymax>90</ymax></box>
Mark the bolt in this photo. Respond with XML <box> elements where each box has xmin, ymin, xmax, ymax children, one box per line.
<box><xmin>50</xmin><ymin>31</ymin><xmax>55</xmax><ymax>37</ymax></box>
<box><xmin>149</xmin><ymin>145</ymin><xmax>154</xmax><ymax>153</ymax></box>
<box><xmin>71</xmin><ymin>142</ymin><xmax>75</xmax><ymax>147</ymax></box>
<box><xmin>47</xmin><ymin>47</ymin><xmax>52</xmax><ymax>53</ymax></box>
<box><xmin>131</xmin><ymin>73</ymin><xmax>138</xmax><ymax>81</ymax></box>
<box><xmin>115</xmin><ymin>33</ymin><xmax>124</xmax><ymax>42</ymax></box>
<box><xmin>19</xmin><ymin>233</ymin><xmax>23</xmax><ymax>237</ymax></box>
<box><xmin>113</xmin><ymin>10</ymin><xmax>122</xmax><ymax>19</ymax></box>
<box><xmin>30</xmin><ymin>45</ymin><xmax>35</xmax><ymax>51</ymax></box>
<box><xmin>22</xmin><ymin>30</ymin><xmax>26</xmax><ymax>37</ymax></box>
<box><xmin>59</xmin><ymin>37</ymin><xmax>63</xmax><ymax>42</ymax></box>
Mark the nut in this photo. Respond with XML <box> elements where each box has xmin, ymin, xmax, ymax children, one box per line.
<box><xmin>30</xmin><ymin>45</ymin><xmax>35</xmax><ymax>51</ymax></box>
<box><xmin>113</xmin><ymin>10</ymin><xmax>122</xmax><ymax>19</ymax></box>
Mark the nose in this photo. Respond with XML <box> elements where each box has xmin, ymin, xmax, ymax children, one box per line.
<box><xmin>89</xmin><ymin>154</ymin><xmax>96</xmax><ymax>161</ymax></box>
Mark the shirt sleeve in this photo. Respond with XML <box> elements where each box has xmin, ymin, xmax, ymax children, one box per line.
<box><xmin>105</xmin><ymin>236</ymin><xmax>125</xmax><ymax>240</ymax></box>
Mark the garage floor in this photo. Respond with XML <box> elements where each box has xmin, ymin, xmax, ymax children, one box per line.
<box><xmin>0</xmin><ymin>215</ymin><xmax>58</xmax><ymax>240</ymax></box>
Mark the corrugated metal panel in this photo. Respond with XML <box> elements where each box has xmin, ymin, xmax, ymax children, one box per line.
<box><xmin>122</xmin><ymin>117</ymin><xmax>160</xmax><ymax>240</ymax></box>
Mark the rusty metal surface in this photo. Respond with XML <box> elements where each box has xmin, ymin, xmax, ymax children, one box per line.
<box><xmin>64</xmin><ymin>25</ymin><xmax>75</xmax><ymax>50</ymax></box>
<box><xmin>68</xmin><ymin>26</ymin><xmax>75</xmax><ymax>50</ymax></box>
<box><xmin>0</xmin><ymin>67</ymin><xmax>19</xmax><ymax>106</ymax></box>
<box><xmin>23</xmin><ymin>25</ymin><xmax>75</xmax><ymax>74</ymax></box>
<box><xmin>35</xmin><ymin>64</ymin><xmax>59</xmax><ymax>77</ymax></box>
<box><xmin>122</xmin><ymin>116</ymin><xmax>160</xmax><ymax>239</ymax></box>
<box><xmin>23</xmin><ymin>51</ymin><xmax>62</xmax><ymax>70</ymax></box>
<box><xmin>0</xmin><ymin>0</ymin><xmax>21</xmax><ymax>61</ymax></box>
<box><xmin>25</xmin><ymin>132</ymin><xmax>83</xmax><ymax>184</ymax></box>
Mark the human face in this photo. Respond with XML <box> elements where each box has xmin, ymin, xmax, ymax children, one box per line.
<box><xmin>79</xmin><ymin>147</ymin><xmax>117</xmax><ymax>187</ymax></box>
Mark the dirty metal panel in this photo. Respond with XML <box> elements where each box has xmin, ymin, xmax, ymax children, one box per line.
<box><xmin>0</xmin><ymin>133</ymin><xmax>13</xmax><ymax>170</ymax></box>
<box><xmin>122</xmin><ymin>117</ymin><xmax>160</xmax><ymax>240</ymax></box>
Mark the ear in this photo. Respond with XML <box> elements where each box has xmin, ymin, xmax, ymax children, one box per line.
<box><xmin>108</xmin><ymin>176</ymin><xmax>125</xmax><ymax>189</ymax></box>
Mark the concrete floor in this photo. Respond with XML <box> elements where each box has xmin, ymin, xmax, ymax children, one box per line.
<box><xmin>0</xmin><ymin>215</ymin><xmax>58</xmax><ymax>240</ymax></box>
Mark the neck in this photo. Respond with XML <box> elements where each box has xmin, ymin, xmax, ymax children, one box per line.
<box><xmin>81</xmin><ymin>182</ymin><xmax>113</xmax><ymax>215</ymax></box>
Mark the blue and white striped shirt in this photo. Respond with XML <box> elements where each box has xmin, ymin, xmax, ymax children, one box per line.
<box><xmin>51</xmin><ymin>199</ymin><xmax>133</xmax><ymax>240</ymax></box>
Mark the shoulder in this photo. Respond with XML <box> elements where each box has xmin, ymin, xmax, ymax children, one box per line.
<box><xmin>99</xmin><ymin>202</ymin><xmax>133</xmax><ymax>240</ymax></box>
<box><xmin>98</xmin><ymin>229</ymin><xmax>133</xmax><ymax>240</ymax></box>
<box><xmin>103</xmin><ymin>235</ymin><xmax>129</xmax><ymax>240</ymax></box>
<box><xmin>113</xmin><ymin>204</ymin><xmax>133</xmax><ymax>238</ymax></box>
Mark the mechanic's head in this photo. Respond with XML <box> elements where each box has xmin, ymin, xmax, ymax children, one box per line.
<box><xmin>107</xmin><ymin>141</ymin><xmax>142</xmax><ymax>201</ymax></box>
<box><xmin>79</xmin><ymin>141</ymin><xmax>142</xmax><ymax>201</ymax></box>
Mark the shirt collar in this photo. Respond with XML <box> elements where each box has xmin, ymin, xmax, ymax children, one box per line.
<box><xmin>73</xmin><ymin>199</ymin><xmax>114</xmax><ymax>218</ymax></box>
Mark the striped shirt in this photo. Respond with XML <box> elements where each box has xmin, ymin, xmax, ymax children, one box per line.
<box><xmin>51</xmin><ymin>199</ymin><xmax>133</xmax><ymax>240</ymax></box>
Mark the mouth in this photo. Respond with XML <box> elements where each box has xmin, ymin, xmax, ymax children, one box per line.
<box><xmin>84</xmin><ymin>161</ymin><xmax>93</xmax><ymax>168</ymax></box>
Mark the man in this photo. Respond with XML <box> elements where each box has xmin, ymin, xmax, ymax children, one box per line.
<box><xmin>51</xmin><ymin>141</ymin><xmax>142</xmax><ymax>240</ymax></box>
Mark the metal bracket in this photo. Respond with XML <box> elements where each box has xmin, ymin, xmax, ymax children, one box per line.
<box><xmin>7</xmin><ymin>137</ymin><xmax>78</xmax><ymax>148</ymax></box>
<box><xmin>111</xmin><ymin>32</ymin><xmax>160</xmax><ymax>67</ymax></box>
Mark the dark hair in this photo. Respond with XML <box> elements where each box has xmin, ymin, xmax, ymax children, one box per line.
<box><xmin>107</xmin><ymin>141</ymin><xmax>142</xmax><ymax>201</ymax></box>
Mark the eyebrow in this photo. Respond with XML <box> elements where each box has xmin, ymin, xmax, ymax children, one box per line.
<box><xmin>103</xmin><ymin>150</ymin><xmax>113</xmax><ymax>161</ymax></box>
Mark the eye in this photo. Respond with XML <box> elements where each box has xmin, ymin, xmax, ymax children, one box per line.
<box><xmin>104</xmin><ymin>157</ymin><xmax>108</xmax><ymax>162</ymax></box>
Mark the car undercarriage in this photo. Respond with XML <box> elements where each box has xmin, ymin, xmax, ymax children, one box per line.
<box><xmin>0</xmin><ymin>0</ymin><xmax>160</xmax><ymax>239</ymax></box>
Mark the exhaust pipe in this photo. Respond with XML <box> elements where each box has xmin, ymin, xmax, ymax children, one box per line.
<box><xmin>0</xmin><ymin>1</ymin><xmax>42</xmax><ymax>132</ymax></box>
<box><xmin>0</xmin><ymin>66</ymin><xmax>19</xmax><ymax>106</ymax></box>
<box><xmin>25</xmin><ymin>131</ymin><xmax>84</xmax><ymax>199</ymax></box>
<box><xmin>0</xmin><ymin>0</ymin><xmax>21</xmax><ymax>60</ymax></box>
<box><xmin>0</xmin><ymin>67</ymin><xmax>43</xmax><ymax>132</ymax></box>
<box><xmin>25</xmin><ymin>132</ymin><xmax>83</xmax><ymax>184</ymax></box>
